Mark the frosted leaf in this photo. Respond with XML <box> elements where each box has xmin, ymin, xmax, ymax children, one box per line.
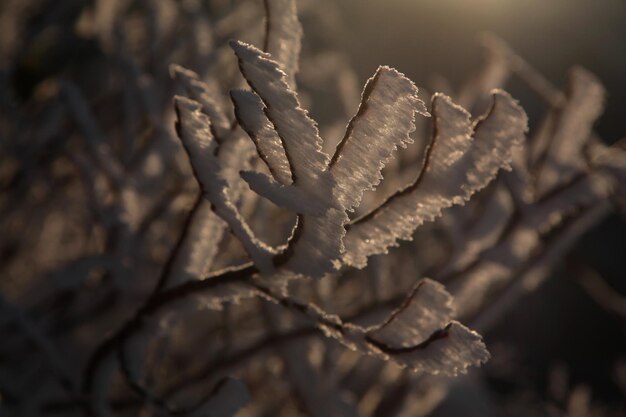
<box><xmin>329</xmin><ymin>66</ymin><xmax>429</xmax><ymax>212</ymax></box>
<box><xmin>302</xmin><ymin>281</ymin><xmax>488</xmax><ymax>376</ymax></box>
<box><xmin>169</xmin><ymin>129</ymin><xmax>257</xmax><ymax>287</ymax></box>
<box><xmin>170</xmin><ymin>64</ymin><xmax>231</xmax><ymax>138</ymax></box>
<box><xmin>263</xmin><ymin>0</ymin><xmax>302</xmax><ymax>89</ymax></box>
<box><xmin>343</xmin><ymin>91</ymin><xmax>527</xmax><ymax>268</ymax></box>
<box><xmin>224</xmin><ymin>38</ymin><xmax>522</xmax><ymax>286</ymax></box>
<box><xmin>216</xmin><ymin>127</ymin><xmax>257</xmax><ymax>202</ymax></box>
<box><xmin>184</xmin><ymin>204</ymin><xmax>227</xmax><ymax>278</ymax></box>
<box><xmin>462</xmin><ymin>90</ymin><xmax>527</xmax><ymax>193</ymax></box>
<box><xmin>366</xmin><ymin>279</ymin><xmax>453</xmax><ymax>346</ymax></box>
<box><xmin>174</xmin><ymin>97</ymin><xmax>219</xmax><ymax>168</ymax></box>
<box><xmin>230</xmin><ymin>40</ymin><xmax>330</xmax><ymax>187</ymax></box>
<box><xmin>231</xmin><ymin>40</ymin><xmax>346</xmax><ymax>278</ymax></box>
<box><xmin>230</xmin><ymin>89</ymin><xmax>292</xmax><ymax>185</ymax></box>
<box><xmin>190</xmin><ymin>377</ymin><xmax>250</xmax><ymax>417</ymax></box>
<box><xmin>535</xmin><ymin>67</ymin><xmax>605</xmax><ymax>196</ymax></box>
<box><xmin>360</xmin><ymin>279</ymin><xmax>488</xmax><ymax>376</ymax></box>
<box><xmin>365</xmin><ymin>321</ymin><xmax>490</xmax><ymax>376</ymax></box>
<box><xmin>239</xmin><ymin>170</ymin><xmax>327</xmax><ymax>216</ymax></box>
<box><xmin>342</xmin><ymin>94</ymin><xmax>472</xmax><ymax>268</ymax></box>
<box><xmin>174</xmin><ymin>96</ymin><xmax>275</xmax><ymax>272</ymax></box>
<box><xmin>282</xmin><ymin>208</ymin><xmax>347</xmax><ymax>278</ymax></box>
<box><xmin>168</xmin><ymin>200</ymin><xmax>227</xmax><ymax>287</ymax></box>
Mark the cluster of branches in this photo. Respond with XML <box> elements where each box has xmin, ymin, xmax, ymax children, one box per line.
<box><xmin>0</xmin><ymin>1</ymin><xmax>624</xmax><ymax>417</ymax></box>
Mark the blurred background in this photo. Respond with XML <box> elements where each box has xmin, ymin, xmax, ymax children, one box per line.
<box><xmin>1</xmin><ymin>0</ymin><xmax>625</xmax><ymax>416</ymax></box>
<box><xmin>322</xmin><ymin>0</ymin><xmax>626</xmax><ymax>142</ymax></box>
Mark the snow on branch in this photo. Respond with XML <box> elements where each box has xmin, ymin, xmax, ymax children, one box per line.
<box><xmin>343</xmin><ymin>91</ymin><xmax>528</xmax><ymax>268</ymax></box>
<box><xmin>164</xmin><ymin>30</ymin><xmax>530</xmax><ymax>386</ymax></box>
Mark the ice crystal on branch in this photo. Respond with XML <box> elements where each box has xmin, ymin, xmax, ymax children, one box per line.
<box><xmin>172</xmin><ymin>33</ymin><xmax>528</xmax><ymax>378</ymax></box>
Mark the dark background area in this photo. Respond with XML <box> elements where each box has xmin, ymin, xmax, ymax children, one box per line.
<box><xmin>333</xmin><ymin>0</ymin><xmax>626</xmax><ymax>142</ymax></box>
